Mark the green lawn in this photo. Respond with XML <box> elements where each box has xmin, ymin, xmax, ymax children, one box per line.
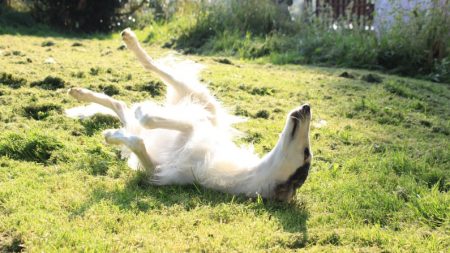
<box><xmin>0</xmin><ymin>31</ymin><xmax>449</xmax><ymax>252</ymax></box>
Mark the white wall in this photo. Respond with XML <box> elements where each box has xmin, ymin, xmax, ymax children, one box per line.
<box><xmin>374</xmin><ymin>0</ymin><xmax>434</xmax><ymax>34</ymax></box>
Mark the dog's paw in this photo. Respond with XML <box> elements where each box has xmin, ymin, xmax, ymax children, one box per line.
<box><xmin>68</xmin><ymin>87</ymin><xmax>89</xmax><ymax>101</ymax></box>
<box><xmin>103</xmin><ymin>129</ymin><xmax>126</xmax><ymax>145</ymax></box>
<box><xmin>121</xmin><ymin>28</ymin><xmax>139</xmax><ymax>48</ymax></box>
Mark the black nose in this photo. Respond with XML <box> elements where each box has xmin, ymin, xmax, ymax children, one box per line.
<box><xmin>302</xmin><ymin>104</ymin><xmax>310</xmax><ymax>114</ymax></box>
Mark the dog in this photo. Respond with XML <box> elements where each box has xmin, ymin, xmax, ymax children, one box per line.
<box><xmin>66</xmin><ymin>28</ymin><xmax>312</xmax><ymax>202</ymax></box>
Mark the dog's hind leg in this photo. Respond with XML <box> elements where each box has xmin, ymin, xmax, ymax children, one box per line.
<box><xmin>103</xmin><ymin>129</ymin><xmax>154</xmax><ymax>171</ymax></box>
<box><xmin>121</xmin><ymin>28</ymin><xmax>220</xmax><ymax>125</ymax></box>
<box><xmin>121</xmin><ymin>28</ymin><xmax>190</xmax><ymax>94</ymax></box>
<box><xmin>68</xmin><ymin>87</ymin><xmax>130</xmax><ymax>125</ymax></box>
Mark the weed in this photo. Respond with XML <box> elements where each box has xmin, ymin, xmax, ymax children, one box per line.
<box><xmin>162</xmin><ymin>39</ymin><xmax>176</xmax><ymax>49</ymax></box>
<box><xmin>81</xmin><ymin>146</ymin><xmax>118</xmax><ymax>175</ymax></box>
<box><xmin>12</xmin><ymin>50</ymin><xmax>23</xmax><ymax>56</ymax></box>
<box><xmin>321</xmin><ymin>232</ymin><xmax>341</xmax><ymax>246</ymax></box>
<box><xmin>361</xmin><ymin>74</ymin><xmax>383</xmax><ymax>83</ymax></box>
<box><xmin>0</xmin><ymin>72</ymin><xmax>27</xmax><ymax>89</ymax></box>
<box><xmin>251</xmin><ymin>87</ymin><xmax>274</xmax><ymax>96</ymax></box>
<box><xmin>384</xmin><ymin>81</ymin><xmax>416</xmax><ymax>99</ymax></box>
<box><xmin>71</xmin><ymin>42</ymin><xmax>83</xmax><ymax>47</ymax></box>
<box><xmin>273</xmin><ymin>108</ymin><xmax>283</xmax><ymax>114</ymax></box>
<box><xmin>235</xmin><ymin>105</ymin><xmax>250</xmax><ymax>117</ymax></box>
<box><xmin>409</xmin><ymin>186</ymin><xmax>448</xmax><ymax>228</ymax></box>
<box><xmin>411</xmin><ymin>101</ymin><xmax>426</xmax><ymax>111</ymax></box>
<box><xmin>30</xmin><ymin>76</ymin><xmax>66</xmax><ymax>90</ymax></box>
<box><xmin>41</xmin><ymin>40</ymin><xmax>55</xmax><ymax>47</ymax></box>
<box><xmin>255</xmin><ymin>109</ymin><xmax>270</xmax><ymax>119</ymax></box>
<box><xmin>0</xmin><ymin>233</ymin><xmax>25</xmax><ymax>253</ymax></box>
<box><xmin>80</xmin><ymin>114</ymin><xmax>121</xmax><ymax>136</ymax></box>
<box><xmin>90</xmin><ymin>67</ymin><xmax>101</xmax><ymax>76</ymax></box>
<box><xmin>339</xmin><ymin>72</ymin><xmax>355</xmax><ymax>79</ymax></box>
<box><xmin>419</xmin><ymin>120</ymin><xmax>432</xmax><ymax>128</ymax></box>
<box><xmin>242</xmin><ymin>131</ymin><xmax>262</xmax><ymax>144</ymax></box>
<box><xmin>100</xmin><ymin>84</ymin><xmax>120</xmax><ymax>96</ymax></box>
<box><xmin>431</xmin><ymin>126</ymin><xmax>449</xmax><ymax>136</ymax></box>
<box><xmin>214</xmin><ymin>58</ymin><xmax>233</xmax><ymax>65</ymax></box>
<box><xmin>22</xmin><ymin>103</ymin><xmax>62</xmax><ymax>120</ymax></box>
<box><xmin>71</xmin><ymin>71</ymin><xmax>85</xmax><ymax>78</ymax></box>
<box><xmin>137</xmin><ymin>81</ymin><xmax>165</xmax><ymax>97</ymax></box>
<box><xmin>239</xmin><ymin>84</ymin><xmax>275</xmax><ymax>96</ymax></box>
<box><xmin>0</xmin><ymin>131</ymin><xmax>63</xmax><ymax>164</ymax></box>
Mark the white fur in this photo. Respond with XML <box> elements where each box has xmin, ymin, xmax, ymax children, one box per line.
<box><xmin>66</xmin><ymin>28</ymin><xmax>312</xmax><ymax>201</ymax></box>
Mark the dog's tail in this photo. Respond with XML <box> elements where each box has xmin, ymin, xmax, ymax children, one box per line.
<box><xmin>65</xmin><ymin>103</ymin><xmax>117</xmax><ymax>119</ymax></box>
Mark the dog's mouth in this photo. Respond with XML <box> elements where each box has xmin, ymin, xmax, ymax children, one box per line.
<box><xmin>290</xmin><ymin>104</ymin><xmax>311</xmax><ymax>137</ymax></box>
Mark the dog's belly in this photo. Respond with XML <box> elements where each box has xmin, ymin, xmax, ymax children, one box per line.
<box><xmin>141</xmin><ymin>129</ymin><xmax>189</xmax><ymax>165</ymax></box>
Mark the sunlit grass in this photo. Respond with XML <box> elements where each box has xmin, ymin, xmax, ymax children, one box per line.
<box><xmin>0</xmin><ymin>32</ymin><xmax>448</xmax><ymax>252</ymax></box>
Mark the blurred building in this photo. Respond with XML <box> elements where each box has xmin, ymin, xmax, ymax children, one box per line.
<box><xmin>289</xmin><ymin>0</ymin><xmax>445</xmax><ymax>33</ymax></box>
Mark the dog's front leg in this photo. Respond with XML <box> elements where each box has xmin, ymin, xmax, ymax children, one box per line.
<box><xmin>135</xmin><ymin>106</ymin><xmax>193</xmax><ymax>133</ymax></box>
<box><xmin>139</xmin><ymin>114</ymin><xmax>193</xmax><ymax>133</ymax></box>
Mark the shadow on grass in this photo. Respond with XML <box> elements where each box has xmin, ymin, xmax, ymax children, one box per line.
<box><xmin>72</xmin><ymin>172</ymin><xmax>309</xmax><ymax>244</ymax></box>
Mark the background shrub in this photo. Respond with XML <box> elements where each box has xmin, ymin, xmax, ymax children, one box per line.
<box><xmin>175</xmin><ymin>0</ymin><xmax>294</xmax><ymax>50</ymax></box>
<box><xmin>30</xmin><ymin>0</ymin><xmax>127</xmax><ymax>32</ymax></box>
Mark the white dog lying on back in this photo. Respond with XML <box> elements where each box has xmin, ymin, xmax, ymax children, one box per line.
<box><xmin>66</xmin><ymin>28</ymin><xmax>312</xmax><ymax>202</ymax></box>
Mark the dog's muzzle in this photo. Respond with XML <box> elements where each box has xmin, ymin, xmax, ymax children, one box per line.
<box><xmin>291</xmin><ymin>104</ymin><xmax>311</xmax><ymax>119</ymax></box>
<box><xmin>290</xmin><ymin>104</ymin><xmax>311</xmax><ymax>137</ymax></box>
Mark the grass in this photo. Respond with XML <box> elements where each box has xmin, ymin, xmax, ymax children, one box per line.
<box><xmin>0</xmin><ymin>30</ymin><xmax>449</xmax><ymax>252</ymax></box>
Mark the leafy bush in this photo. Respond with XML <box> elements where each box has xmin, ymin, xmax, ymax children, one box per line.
<box><xmin>176</xmin><ymin>0</ymin><xmax>293</xmax><ymax>50</ymax></box>
<box><xmin>429</xmin><ymin>57</ymin><xmax>450</xmax><ymax>83</ymax></box>
<box><xmin>0</xmin><ymin>3</ymin><xmax>35</xmax><ymax>27</ymax></box>
<box><xmin>30</xmin><ymin>0</ymin><xmax>127</xmax><ymax>32</ymax></box>
<box><xmin>376</xmin><ymin>1</ymin><xmax>450</xmax><ymax>81</ymax></box>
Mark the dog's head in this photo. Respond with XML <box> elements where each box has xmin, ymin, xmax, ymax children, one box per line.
<box><xmin>273</xmin><ymin>104</ymin><xmax>312</xmax><ymax>202</ymax></box>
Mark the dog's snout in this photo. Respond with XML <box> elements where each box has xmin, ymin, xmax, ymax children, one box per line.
<box><xmin>290</xmin><ymin>104</ymin><xmax>311</xmax><ymax>120</ymax></box>
<box><xmin>301</xmin><ymin>104</ymin><xmax>310</xmax><ymax>114</ymax></box>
